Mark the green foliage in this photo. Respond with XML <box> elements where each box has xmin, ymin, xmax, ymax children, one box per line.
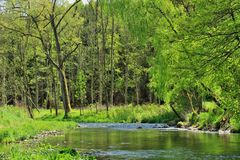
<box><xmin>188</xmin><ymin>102</ymin><xmax>224</xmax><ymax>130</ymax></box>
<box><xmin>0</xmin><ymin>0</ymin><xmax>240</xmax><ymax>133</ymax></box>
<box><xmin>75</xmin><ymin>70</ymin><xmax>87</xmax><ymax>104</ymax></box>
<box><xmin>197</xmin><ymin>112</ymin><xmax>219</xmax><ymax>130</ymax></box>
<box><xmin>230</xmin><ymin>115</ymin><xmax>240</xmax><ymax>132</ymax></box>
<box><xmin>108</xmin><ymin>0</ymin><xmax>240</xmax><ymax>131</ymax></box>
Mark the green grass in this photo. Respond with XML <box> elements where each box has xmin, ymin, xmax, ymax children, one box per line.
<box><xmin>0</xmin><ymin>106</ymin><xmax>76</xmax><ymax>143</ymax></box>
<box><xmin>0</xmin><ymin>104</ymin><xmax>177</xmax><ymax>143</ymax></box>
<box><xmin>0</xmin><ymin>144</ymin><xmax>95</xmax><ymax>160</ymax></box>
<box><xmin>0</xmin><ymin>104</ymin><xmax>176</xmax><ymax>160</ymax></box>
<box><xmin>38</xmin><ymin>104</ymin><xmax>178</xmax><ymax>124</ymax></box>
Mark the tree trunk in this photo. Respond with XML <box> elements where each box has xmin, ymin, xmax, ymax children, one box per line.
<box><xmin>52</xmin><ymin>75</ymin><xmax>58</xmax><ymax>116</ymax></box>
<box><xmin>94</xmin><ymin>0</ymin><xmax>101</xmax><ymax>107</ymax></box>
<box><xmin>110</xmin><ymin>16</ymin><xmax>115</xmax><ymax>106</ymax></box>
<box><xmin>98</xmin><ymin>0</ymin><xmax>105</xmax><ymax>106</ymax></box>
<box><xmin>50</xmin><ymin>14</ymin><xmax>71</xmax><ymax>118</ymax></box>
<box><xmin>124</xmin><ymin>54</ymin><xmax>129</xmax><ymax>105</ymax></box>
<box><xmin>59</xmin><ymin>69</ymin><xmax>71</xmax><ymax>118</ymax></box>
<box><xmin>149</xmin><ymin>91</ymin><xmax>152</xmax><ymax>103</ymax></box>
<box><xmin>136</xmin><ymin>81</ymin><xmax>140</xmax><ymax>105</ymax></box>
<box><xmin>1</xmin><ymin>57</ymin><xmax>7</xmax><ymax>105</ymax></box>
<box><xmin>170</xmin><ymin>102</ymin><xmax>183</xmax><ymax>120</ymax></box>
<box><xmin>34</xmin><ymin>47</ymin><xmax>39</xmax><ymax>109</ymax></box>
<box><xmin>91</xmin><ymin>69</ymin><xmax>94</xmax><ymax>104</ymax></box>
<box><xmin>100</xmin><ymin>3</ymin><xmax>108</xmax><ymax>110</ymax></box>
<box><xmin>35</xmin><ymin>75</ymin><xmax>39</xmax><ymax>109</ymax></box>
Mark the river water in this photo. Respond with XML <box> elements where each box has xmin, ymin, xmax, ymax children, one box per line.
<box><xmin>41</xmin><ymin>123</ymin><xmax>240</xmax><ymax>160</ymax></box>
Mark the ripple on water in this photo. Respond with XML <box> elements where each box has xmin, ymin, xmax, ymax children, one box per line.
<box><xmin>96</xmin><ymin>149</ymin><xmax>240</xmax><ymax>160</ymax></box>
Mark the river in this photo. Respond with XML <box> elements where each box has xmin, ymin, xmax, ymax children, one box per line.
<box><xmin>41</xmin><ymin>123</ymin><xmax>240</xmax><ymax>160</ymax></box>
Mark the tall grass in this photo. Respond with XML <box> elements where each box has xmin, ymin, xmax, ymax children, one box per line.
<box><xmin>37</xmin><ymin>104</ymin><xmax>178</xmax><ymax>123</ymax></box>
<box><xmin>0</xmin><ymin>106</ymin><xmax>76</xmax><ymax>143</ymax></box>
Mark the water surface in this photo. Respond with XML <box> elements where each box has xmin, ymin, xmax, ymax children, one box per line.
<box><xmin>42</xmin><ymin>123</ymin><xmax>240</xmax><ymax>160</ymax></box>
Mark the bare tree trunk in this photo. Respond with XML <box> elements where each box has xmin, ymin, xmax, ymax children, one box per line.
<box><xmin>58</xmin><ymin>69</ymin><xmax>71</xmax><ymax>117</ymax></box>
<box><xmin>56</xmin><ymin>78</ymin><xmax>61</xmax><ymax>116</ymax></box>
<box><xmin>52</xmin><ymin>75</ymin><xmax>58</xmax><ymax>116</ymax></box>
<box><xmin>50</xmin><ymin>14</ymin><xmax>71</xmax><ymax>118</ymax></box>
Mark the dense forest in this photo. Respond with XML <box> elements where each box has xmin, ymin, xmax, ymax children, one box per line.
<box><xmin>1</xmin><ymin>0</ymin><xmax>240</xmax><ymax>159</ymax></box>
<box><xmin>0</xmin><ymin>0</ymin><xmax>240</xmax><ymax>131</ymax></box>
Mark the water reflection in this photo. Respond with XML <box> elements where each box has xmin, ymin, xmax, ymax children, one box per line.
<box><xmin>43</xmin><ymin>128</ymin><xmax>240</xmax><ymax>159</ymax></box>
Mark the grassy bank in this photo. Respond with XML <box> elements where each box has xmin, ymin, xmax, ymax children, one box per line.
<box><xmin>0</xmin><ymin>144</ymin><xmax>95</xmax><ymax>160</ymax></box>
<box><xmin>0</xmin><ymin>106</ymin><xmax>76</xmax><ymax>143</ymax></box>
<box><xmin>0</xmin><ymin>104</ymin><xmax>176</xmax><ymax>160</ymax></box>
<box><xmin>0</xmin><ymin>104</ymin><xmax>177</xmax><ymax>144</ymax></box>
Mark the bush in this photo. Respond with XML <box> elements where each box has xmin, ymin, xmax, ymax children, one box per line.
<box><xmin>230</xmin><ymin>115</ymin><xmax>240</xmax><ymax>133</ymax></box>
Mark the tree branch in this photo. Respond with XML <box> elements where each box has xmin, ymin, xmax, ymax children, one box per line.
<box><xmin>0</xmin><ymin>22</ymin><xmax>41</xmax><ymax>40</ymax></box>
<box><xmin>55</xmin><ymin>0</ymin><xmax>81</xmax><ymax>29</ymax></box>
<box><xmin>31</xmin><ymin>16</ymin><xmax>60</xmax><ymax>70</ymax></box>
<box><xmin>52</xmin><ymin>0</ymin><xmax>57</xmax><ymax>12</ymax></box>
<box><xmin>150</xmin><ymin>1</ymin><xmax>178</xmax><ymax>35</ymax></box>
<box><xmin>62</xmin><ymin>43</ymin><xmax>81</xmax><ymax>63</ymax></box>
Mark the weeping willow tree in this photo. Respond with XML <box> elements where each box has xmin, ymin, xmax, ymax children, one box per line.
<box><xmin>107</xmin><ymin>0</ymin><xmax>240</xmax><ymax>129</ymax></box>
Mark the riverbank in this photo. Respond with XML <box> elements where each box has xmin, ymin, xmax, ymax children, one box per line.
<box><xmin>0</xmin><ymin>104</ymin><xmax>178</xmax><ymax>144</ymax></box>
<box><xmin>38</xmin><ymin>104</ymin><xmax>240</xmax><ymax>133</ymax></box>
<box><xmin>0</xmin><ymin>106</ymin><xmax>238</xmax><ymax>160</ymax></box>
<box><xmin>0</xmin><ymin>106</ymin><xmax>96</xmax><ymax>160</ymax></box>
<box><xmin>0</xmin><ymin>105</ymin><xmax>239</xmax><ymax>159</ymax></box>
<box><xmin>77</xmin><ymin>122</ymin><xmax>234</xmax><ymax>135</ymax></box>
<box><xmin>0</xmin><ymin>107</ymin><xmax>76</xmax><ymax>143</ymax></box>
<box><xmin>1</xmin><ymin>104</ymin><xmax>239</xmax><ymax>144</ymax></box>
